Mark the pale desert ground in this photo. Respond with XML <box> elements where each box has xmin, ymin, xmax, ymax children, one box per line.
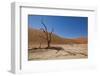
<box><xmin>28</xmin><ymin>44</ymin><xmax>88</xmax><ymax>60</ymax></box>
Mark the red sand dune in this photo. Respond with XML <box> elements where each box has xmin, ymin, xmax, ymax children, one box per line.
<box><xmin>28</xmin><ymin>27</ymin><xmax>88</xmax><ymax>45</ymax></box>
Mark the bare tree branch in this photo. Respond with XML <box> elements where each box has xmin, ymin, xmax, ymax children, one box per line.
<box><xmin>40</xmin><ymin>28</ymin><xmax>46</xmax><ymax>33</ymax></box>
<box><xmin>40</xmin><ymin>18</ymin><xmax>54</xmax><ymax>48</ymax></box>
<box><xmin>49</xmin><ymin>28</ymin><xmax>54</xmax><ymax>41</ymax></box>
<box><xmin>41</xmin><ymin>18</ymin><xmax>48</xmax><ymax>32</ymax></box>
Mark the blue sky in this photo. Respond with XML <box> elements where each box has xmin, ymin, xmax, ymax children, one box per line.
<box><xmin>28</xmin><ymin>15</ymin><xmax>88</xmax><ymax>38</ymax></box>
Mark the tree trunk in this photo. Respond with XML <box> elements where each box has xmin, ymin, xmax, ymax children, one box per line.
<box><xmin>47</xmin><ymin>41</ymin><xmax>50</xmax><ymax>48</ymax></box>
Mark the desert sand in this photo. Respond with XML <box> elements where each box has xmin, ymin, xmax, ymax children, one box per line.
<box><xmin>28</xmin><ymin>44</ymin><xmax>87</xmax><ymax>60</ymax></box>
<box><xmin>28</xmin><ymin>27</ymin><xmax>88</xmax><ymax>60</ymax></box>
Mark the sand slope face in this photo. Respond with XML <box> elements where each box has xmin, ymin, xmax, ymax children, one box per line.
<box><xmin>28</xmin><ymin>27</ymin><xmax>87</xmax><ymax>45</ymax></box>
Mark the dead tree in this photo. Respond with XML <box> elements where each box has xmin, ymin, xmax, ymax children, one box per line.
<box><xmin>40</xmin><ymin>18</ymin><xmax>54</xmax><ymax>48</ymax></box>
